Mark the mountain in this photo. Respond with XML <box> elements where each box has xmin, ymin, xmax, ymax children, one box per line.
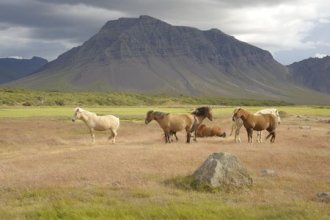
<box><xmin>6</xmin><ymin>16</ymin><xmax>330</xmax><ymax>104</ymax></box>
<box><xmin>288</xmin><ymin>56</ymin><xmax>330</xmax><ymax>94</ymax></box>
<box><xmin>0</xmin><ymin>56</ymin><xmax>48</xmax><ymax>84</ymax></box>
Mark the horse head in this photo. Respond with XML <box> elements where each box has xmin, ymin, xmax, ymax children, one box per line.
<box><xmin>72</xmin><ymin>107</ymin><xmax>83</xmax><ymax>122</ymax></box>
<box><xmin>145</xmin><ymin>110</ymin><xmax>154</xmax><ymax>124</ymax></box>
<box><xmin>232</xmin><ymin>107</ymin><xmax>243</xmax><ymax>121</ymax></box>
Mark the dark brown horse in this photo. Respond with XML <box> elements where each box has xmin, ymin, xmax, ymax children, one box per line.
<box><xmin>232</xmin><ymin>108</ymin><xmax>278</xmax><ymax>143</ymax></box>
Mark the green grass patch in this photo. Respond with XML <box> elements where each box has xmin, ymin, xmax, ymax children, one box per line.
<box><xmin>0</xmin><ymin>105</ymin><xmax>328</xmax><ymax>119</ymax></box>
<box><xmin>0</xmin><ymin>187</ymin><xmax>328</xmax><ymax>220</ymax></box>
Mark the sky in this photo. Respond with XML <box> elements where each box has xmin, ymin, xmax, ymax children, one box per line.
<box><xmin>0</xmin><ymin>0</ymin><xmax>329</xmax><ymax>65</ymax></box>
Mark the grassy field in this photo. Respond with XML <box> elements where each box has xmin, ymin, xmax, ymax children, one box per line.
<box><xmin>0</xmin><ymin>105</ymin><xmax>329</xmax><ymax>119</ymax></box>
<box><xmin>0</xmin><ymin>106</ymin><xmax>329</xmax><ymax>219</ymax></box>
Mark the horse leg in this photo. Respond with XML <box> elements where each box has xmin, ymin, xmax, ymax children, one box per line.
<box><xmin>271</xmin><ymin>131</ymin><xmax>276</xmax><ymax>143</ymax></box>
<box><xmin>193</xmin><ymin>130</ymin><xmax>197</xmax><ymax>142</ymax></box>
<box><xmin>256</xmin><ymin>131</ymin><xmax>261</xmax><ymax>143</ymax></box>
<box><xmin>169</xmin><ymin>131</ymin><xmax>178</xmax><ymax>142</ymax></box>
<box><xmin>265</xmin><ymin>131</ymin><xmax>275</xmax><ymax>143</ymax></box>
<box><xmin>174</xmin><ymin>132</ymin><xmax>178</xmax><ymax>141</ymax></box>
<box><xmin>165</xmin><ymin>131</ymin><xmax>171</xmax><ymax>143</ymax></box>
<box><xmin>235</xmin><ymin>128</ymin><xmax>241</xmax><ymax>143</ymax></box>
<box><xmin>109</xmin><ymin>128</ymin><xmax>117</xmax><ymax>143</ymax></box>
<box><xmin>229</xmin><ymin>121</ymin><xmax>235</xmax><ymax>136</ymax></box>
<box><xmin>186</xmin><ymin>132</ymin><xmax>191</xmax><ymax>143</ymax></box>
<box><xmin>169</xmin><ymin>132</ymin><xmax>173</xmax><ymax>143</ymax></box>
<box><xmin>235</xmin><ymin>121</ymin><xmax>243</xmax><ymax>143</ymax></box>
<box><xmin>89</xmin><ymin>128</ymin><xmax>95</xmax><ymax>143</ymax></box>
<box><xmin>108</xmin><ymin>129</ymin><xmax>113</xmax><ymax>140</ymax></box>
<box><xmin>246</xmin><ymin>128</ymin><xmax>253</xmax><ymax>143</ymax></box>
<box><xmin>170</xmin><ymin>132</ymin><xmax>178</xmax><ymax>142</ymax></box>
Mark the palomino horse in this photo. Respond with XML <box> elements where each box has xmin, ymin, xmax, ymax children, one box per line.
<box><xmin>72</xmin><ymin>107</ymin><xmax>120</xmax><ymax>143</ymax></box>
<box><xmin>145</xmin><ymin>111</ymin><xmax>198</xmax><ymax>143</ymax></box>
<box><xmin>230</xmin><ymin>108</ymin><xmax>280</xmax><ymax>143</ymax></box>
<box><xmin>232</xmin><ymin>108</ymin><xmax>278</xmax><ymax>143</ymax></box>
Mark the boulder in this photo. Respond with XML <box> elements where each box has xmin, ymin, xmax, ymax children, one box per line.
<box><xmin>316</xmin><ymin>192</ymin><xmax>330</xmax><ymax>203</ymax></box>
<box><xmin>193</xmin><ymin>152</ymin><xmax>252</xmax><ymax>189</ymax></box>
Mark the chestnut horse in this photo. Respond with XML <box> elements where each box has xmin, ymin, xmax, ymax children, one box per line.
<box><xmin>232</xmin><ymin>108</ymin><xmax>277</xmax><ymax>143</ymax></box>
<box><xmin>196</xmin><ymin>124</ymin><xmax>226</xmax><ymax>138</ymax></box>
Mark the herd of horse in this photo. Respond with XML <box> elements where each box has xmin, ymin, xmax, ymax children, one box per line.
<box><xmin>72</xmin><ymin>106</ymin><xmax>280</xmax><ymax>144</ymax></box>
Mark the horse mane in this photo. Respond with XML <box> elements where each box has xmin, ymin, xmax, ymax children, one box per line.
<box><xmin>75</xmin><ymin>107</ymin><xmax>97</xmax><ymax>117</ymax></box>
<box><xmin>153</xmin><ymin>111</ymin><xmax>169</xmax><ymax>119</ymax></box>
<box><xmin>75</xmin><ymin>107</ymin><xmax>84</xmax><ymax>112</ymax></box>
<box><xmin>192</xmin><ymin>106</ymin><xmax>211</xmax><ymax>117</ymax></box>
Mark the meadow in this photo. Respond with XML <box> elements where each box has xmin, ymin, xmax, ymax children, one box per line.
<box><xmin>0</xmin><ymin>103</ymin><xmax>329</xmax><ymax>219</ymax></box>
<box><xmin>0</xmin><ymin>88</ymin><xmax>291</xmax><ymax>107</ymax></box>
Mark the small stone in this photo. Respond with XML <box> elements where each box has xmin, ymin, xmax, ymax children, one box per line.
<box><xmin>316</xmin><ymin>192</ymin><xmax>330</xmax><ymax>203</ymax></box>
<box><xmin>299</xmin><ymin>126</ymin><xmax>311</xmax><ymax>129</ymax></box>
<box><xmin>260</xmin><ymin>169</ymin><xmax>276</xmax><ymax>176</ymax></box>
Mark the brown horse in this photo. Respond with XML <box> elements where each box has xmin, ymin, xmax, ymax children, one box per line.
<box><xmin>232</xmin><ymin>108</ymin><xmax>277</xmax><ymax>143</ymax></box>
<box><xmin>196</xmin><ymin>124</ymin><xmax>226</xmax><ymax>138</ymax></box>
<box><xmin>145</xmin><ymin>111</ymin><xmax>198</xmax><ymax>143</ymax></box>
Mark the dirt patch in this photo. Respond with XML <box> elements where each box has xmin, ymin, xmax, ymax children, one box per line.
<box><xmin>0</xmin><ymin>116</ymin><xmax>329</xmax><ymax>203</ymax></box>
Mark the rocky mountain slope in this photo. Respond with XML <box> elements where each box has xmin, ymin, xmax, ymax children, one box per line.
<box><xmin>6</xmin><ymin>16</ymin><xmax>330</xmax><ymax>104</ymax></box>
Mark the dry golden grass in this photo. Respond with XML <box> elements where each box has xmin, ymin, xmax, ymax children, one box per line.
<box><xmin>0</xmin><ymin>112</ymin><xmax>329</xmax><ymax>219</ymax></box>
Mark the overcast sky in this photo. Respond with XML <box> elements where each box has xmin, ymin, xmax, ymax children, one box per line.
<box><xmin>0</xmin><ymin>0</ymin><xmax>329</xmax><ymax>64</ymax></box>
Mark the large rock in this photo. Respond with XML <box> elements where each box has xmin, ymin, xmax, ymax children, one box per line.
<box><xmin>193</xmin><ymin>152</ymin><xmax>252</xmax><ymax>189</ymax></box>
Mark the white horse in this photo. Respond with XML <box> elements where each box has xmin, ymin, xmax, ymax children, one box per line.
<box><xmin>72</xmin><ymin>107</ymin><xmax>120</xmax><ymax>143</ymax></box>
<box><xmin>230</xmin><ymin>108</ymin><xmax>280</xmax><ymax>143</ymax></box>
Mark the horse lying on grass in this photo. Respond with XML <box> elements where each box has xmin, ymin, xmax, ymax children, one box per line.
<box><xmin>232</xmin><ymin>108</ymin><xmax>278</xmax><ymax>143</ymax></box>
<box><xmin>196</xmin><ymin>124</ymin><xmax>226</xmax><ymax>138</ymax></box>
<box><xmin>230</xmin><ymin>108</ymin><xmax>280</xmax><ymax>143</ymax></box>
<box><xmin>72</xmin><ymin>107</ymin><xmax>120</xmax><ymax>143</ymax></box>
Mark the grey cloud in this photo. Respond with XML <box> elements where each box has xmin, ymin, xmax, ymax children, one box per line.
<box><xmin>36</xmin><ymin>0</ymin><xmax>298</xmax><ymax>10</ymax></box>
<box><xmin>0</xmin><ymin>39</ymin><xmax>72</xmax><ymax>60</ymax></box>
<box><xmin>0</xmin><ymin>0</ymin><xmax>329</xmax><ymax>63</ymax></box>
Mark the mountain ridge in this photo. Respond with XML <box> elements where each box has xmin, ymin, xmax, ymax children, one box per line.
<box><xmin>0</xmin><ymin>56</ymin><xmax>48</xmax><ymax>84</ymax></box>
<box><xmin>288</xmin><ymin>56</ymin><xmax>330</xmax><ymax>94</ymax></box>
<box><xmin>5</xmin><ymin>16</ymin><xmax>330</xmax><ymax>104</ymax></box>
